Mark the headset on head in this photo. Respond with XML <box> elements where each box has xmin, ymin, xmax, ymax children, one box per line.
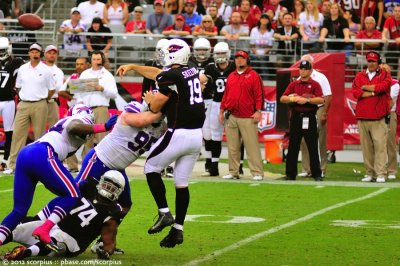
<box><xmin>89</xmin><ymin>50</ymin><xmax>106</xmax><ymax>66</ymax></box>
<box><xmin>366</xmin><ymin>51</ymin><xmax>382</xmax><ymax>64</ymax></box>
<box><xmin>236</xmin><ymin>50</ymin><xmax>251</xmax><ymax>65</ymax></box>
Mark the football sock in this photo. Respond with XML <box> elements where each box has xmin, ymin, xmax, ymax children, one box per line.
<box><xmin>146</xmin><ymin>172</ymin><xmax>168</xmax><ymax>209</ymax></box>
<box><xmin>175</xmin><ymin>187</ymin><xmax>189</xmax><ymax>226</ymax></box>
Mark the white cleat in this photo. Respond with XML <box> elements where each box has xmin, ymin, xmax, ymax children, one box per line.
<box><xmin>388</xmin><ymin>174</ymin><xmax>396</xmax><ymax>180</ymax></box>
<box><xmin>222</xmin><ymin>174</ymin><xmax>239</xmax><ymax>180</ymax></box>
<box><xmin>252</xmin><ymin>175</ymin><xmax>263</xmax><ymax>181</ymax></box>
<box><xmin>361</xmin><ymin>175</ymin><xmax>374</xmax><ymax>182</ymax></box>
<box><xmin>376</xmin><ymin>176</ymin><xmax>386</xmax><ymax>183</ymax></box>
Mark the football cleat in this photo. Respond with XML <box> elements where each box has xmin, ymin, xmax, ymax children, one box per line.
<box><xmin>148</xmin><ymin>211</ymin><xmax>174</xmax><ymax>234</ymax></box>
<box><xmin>32</xmin><ymin>221</ymin><xmax>59</xmax><ymax>252</ymax></box>
<box><xmin>160</xmin><ymin>227</ymin><xmax>184</xmax><ymax>248</ymax></box>
<box><xmin>3</xmin><ymin>245</ymin><xmax>30</xmax><ymax>260</ymax></box>
<box><xmin>0</xmin><ymin>162</ymin><xmax>7</xmax><ymax>171</ymax></box>
<box><xmin>91</xmin><ymin>240</ymin><xmax>124</xmax><ymax>255</ymax></box>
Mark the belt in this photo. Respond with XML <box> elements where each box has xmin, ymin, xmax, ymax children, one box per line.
<box><xmin>21</xmin><ymin>99</ymin><xmax>46</xmax><ymax>103</ymax></box>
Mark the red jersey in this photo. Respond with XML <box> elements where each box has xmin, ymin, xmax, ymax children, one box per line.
<box><xmin>383</xmin><ymin>16</ymin><xmax>400</xmax><ymax>48</ymax></box>
<box><xmin>221</xmin><ymin>67</ymin><xmax>264</xmax><ymax>118</ymax></box>
<box><xmin>355</xmin><ymin>29</ymin><xmax>382</xmax><ymax>39</ymax></box>
<box><xmin>352</xmin><ymin>69</ymin><xmax>392</xmax><ymax>120</ymax></box>
<box><xmin>125</xmin><ymin>20</ymin><xmax>146</xmax><ymax>33</ymax></box>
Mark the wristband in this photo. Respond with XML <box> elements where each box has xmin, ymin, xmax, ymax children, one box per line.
<box><xmin>93</xmin><ymin>124</ymin><xmax>106</xmax><ymax>133</ymax></box>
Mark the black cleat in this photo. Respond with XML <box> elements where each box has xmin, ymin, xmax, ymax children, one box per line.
<box><xmin>3</xmin><ymin>246</ymin><xmax>30</xmax><ymax>260</ymax></box>
<box><xmin>160</xmin><ymin>227</ymin><xmax>183</xmax><ymax>248</ymax></box>
<box><xmin>148</xmin><ymin>211</ymin><xmax>174</xmax><ymax>234</ymax></box>
<box><xmin>315</xmin><ymin>176</ymin><xmax>323</xmax><ymax>181</ymax></box>
<box><xmin>165</xmin><ymin>166</ymin><xmax>174</xmax><ymax>178</ymax></box>
<box><xmin>209</xmin><ymin>162</ymin><xmax>219</xmax><ymax>176</ymax></box>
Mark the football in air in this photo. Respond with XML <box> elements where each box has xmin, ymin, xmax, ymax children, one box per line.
<box><xmin>18</xmin><ymin>13</ymin><xmax>44</xmax><ymax>30</ymax></box>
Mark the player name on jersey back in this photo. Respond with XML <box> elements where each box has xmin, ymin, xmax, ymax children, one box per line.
<box><xmin>182</xmin><ymin>67</ymin><xmax>198</xmax><ymax>79</ymax></box>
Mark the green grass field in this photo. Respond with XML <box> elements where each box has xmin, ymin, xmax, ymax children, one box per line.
<box><xmin>0</xmin><ymin>162</ymin><xmax>400</xmax><ymax>265</ymax></box>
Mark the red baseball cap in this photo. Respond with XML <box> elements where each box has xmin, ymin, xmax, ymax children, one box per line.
<box><xmin>185</xmin><ymin>0</ymin><xmax>196</xmax><ymax>5</ymax></box>
<box><xmin>366</xmin><ymin>52</ymin><xmax>379</xmax><ymax>62</ymax></box>
<box><xmin>176</xmin><ymin>14</ymin><xmax>185</xmax><ymax>21</ymax></box>
<box><xmin>235</xmin><ymin>50</ymin><xmax>249</xmax><ymax>59</ymax></box>
<box><xmin>154</xmin><ymin>0</ymin><xmax>163</xmax><ymax>5</ymax></box>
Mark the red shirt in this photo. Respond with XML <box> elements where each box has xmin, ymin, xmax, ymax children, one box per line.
<box><xmin>283</xmin><ymin>78</ymin><xmax>323</xmax><ymax>112</ymax></box>
<box><xmin>163</xmin><ymin>24</ymin><xmax>192</xmax><ymax>33</ymax></box>
<box><xmin>355</xmin><ymin>29</ymin><xmax>382</xmax><ymax>39</ymax></box>
<box><xmin>383</xmin><ymin>16</ymin><xmax>400</xmax><ymax>45</ymax></box>
<box><xmin>352</xmin><ymin>69</ymin><xmax>392</xmax><ymax>119</ymax></box>
<box><xmin>125</xmin><ymin>20</ymin><xmax>146</xmax><ymax>33</ymax></box>
<box><xmin>221</xmin><ymin>67</ymin><xmax>264</xmax><ymax>118</ymax></box>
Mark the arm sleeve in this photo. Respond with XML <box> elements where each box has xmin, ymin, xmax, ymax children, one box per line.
<box><xmin>352</xmin><ymin>74</ymin><xmax>363</xmax><ymax>99</ymax></box>
<box><xmin>374</xmin><ymin>71</ymin><xmax>392</xmax><ymax>94</ymax></box>
<box><xmin>101</xmin><ymin>72</ymin><xmax>118</xmax><ymax>99</ymax></box>
<box><xmin>253</xmin><ymin>72</ymin><xmax>264</xmax><ymax>110</ymax></box>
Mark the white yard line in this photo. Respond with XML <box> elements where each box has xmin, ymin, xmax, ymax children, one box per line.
<box><xmin>0</xmin><ymin>189</ymin><xmax>13</xmax><ymax>193</ymax></box>
<box><xmin>185</xmin><ymin>187</ymin><xmax>390</xmax><ymax>266</ymax></box>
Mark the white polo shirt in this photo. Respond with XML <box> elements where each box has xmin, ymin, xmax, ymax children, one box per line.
<box><xmin>78</xmin><ymin>1</ymin><xmax>105</xmax><ymax>27</ymax></box>
<box><xmin>46</xmin><ymin>64</ymin><xmax>64</xmax><ymax>99</ymax></box>
<box><xmin>16</xmin><ymin>61</ymin><xmax>55</xmax><ymax>101</ymax></box>
<box><xmin>75</xmin><ymin>67</ymin><xmax>118</xmax><ymax>107</ymax></box>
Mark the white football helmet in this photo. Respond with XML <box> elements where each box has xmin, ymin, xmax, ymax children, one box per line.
<box><xmin>124</xmin><ymin>100</ymin><xmax>146</xmax><ymax>114</ymax></box>
<box><xmin>155</xmin><ymin>38</ymin><xmax>169</xmax><ymax>65</ymax></box>
<box><xmin>159</xmin><ymin>39</ymin><xmax>190</xmax><ymax>67</ymax></box>
<box><xmin>67</xmin><ymin>104</ymin><xmax>95</xmax><ymax>124</ymax></box>
<box><xmin>0</xmin><ymin>37</ymin><xmax>12</xmax><ymax>61</ymax></box>
<box><xmin>193</xmin><ymin>38</ymin><xmax>211</xmax><ymax>61</ymax></box>
<box><xmin>97</xmin><ymin>170</ymin><xmax>126</xmax><ymax>201</ymax></box>
<box><xmin>213</xmin><ymin>42</ymin><xmax>231</xmax><ymax>64</ymax></box>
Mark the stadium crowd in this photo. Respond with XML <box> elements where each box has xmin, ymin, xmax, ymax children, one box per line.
<box><xmin>0</xmin><ymin>0</ymin><xmax>398</xmax><ymax>261</ymax></box>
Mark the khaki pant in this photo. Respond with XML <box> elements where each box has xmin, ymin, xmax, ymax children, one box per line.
<box><xmin>300</xmin><ymin>107</ymin><xmax>327</xmax><ymax>173</ymax></box>
<box><xmin>82</xmin><ymin>106</ymin><xmax>109</xmax><ymax>158</ymax></box>
<box><xmin>358</xmin><ymin>118</ymin><xmax>388</xmax><ymax>177</ymax></box>
<box><xmin>8</xmin><ymin>100</ymin><xmax>48</xmax><ymax>170</ymax></box>
<box><xmin>225</xmin><ymin>115</ymin><xmax>263</xmax><ymax>177</ymax></box>
<box><xmin>46</xmin><ymin>101</ymin><xmax>59</xmax><ymax>128</ymax></box>
<box><xmin>387</xmin><ymin>112</ymin><xmax>398</xmax><ymax>175</ymax></box>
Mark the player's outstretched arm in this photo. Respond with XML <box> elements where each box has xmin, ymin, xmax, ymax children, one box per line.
<box><xmin>116</xmin><ymin>64</ymin><xmax>162</xmax><ymax>80</ymax></box>
<box><xmin>67</xmin><ymin>115</ymin><xmax>118</xmax><ymax>136</ymax></box>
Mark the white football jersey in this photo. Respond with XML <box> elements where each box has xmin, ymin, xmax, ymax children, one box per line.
<box><xmin>95</xmin><ymin>121</ymin><xmax>166</xmax><ymax>170</ymax></box>
<box><xmin>38</xmin><ymin>115</ymin><xmax>93</xmax><ymax>161</ymax></box>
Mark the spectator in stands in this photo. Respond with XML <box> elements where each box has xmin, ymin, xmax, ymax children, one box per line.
<box><xmin>344</xmin><ymin>9</ymin><xmax>362</xmax><ymax>37</ymax></box>
<box><xmin>3</xmin><ymin>0</ymin><xmax>18</xmax><ymax>17</ymax></box>
<box><xmin>0</xmin><ymin>1</ymin><xmax>11</xmax><ymax>19</ymax></box>
<box><xmin>250</xmin><ymin>13</ymin><xmax>274</xmax><ymax>77</ymax></box>
<box><xmin>146</xmin><ymin>0</ymin><xmax>173</xmax><ymax>34</ymax></box>
<box><xmin>165</xmin><ymin>0</ymin><xmax>184</xmax><ymax>14</ymax></box>
<box><xmin>78</xmin><ymin>0</ymin><xmax>106</xmax><ymax>27</ymax></box>
<box><xmin>214</xmin><ymin>0</ymin><xmax>232</xmax><ymax>24</ymax></box>
<box><xmin>273</xmin><ymin>13</ymin><xmax>300</xmax><ymax>68</ymax></box>
<box><xmin>263</xmin><ymin>0</ymin><xmax>287</xmax><ymax>28</ymax></box>
<box><xmin>319</xmin><ymin>3</ymin><xmax>352</xmax><ymax>53</ymax></box>
<box><xmin>298</xmin><ymin>0</ymin><xmax>324</xmax><ymax>52</ymax></box>
<box><xmin>361</xmin><ymin>0</ymin><xmax>384</xmax><ymax>30</ymax></box>
<box><xmin>382</xmin><ymin>64</ymin><xmax>399</xmax><ymax>180</ymax></box>
<box><xmin>125</xmin><ymin>6</ymin><xmax>146</xmax><ymax>33</ymax></box>
<box><xmin>353</xmin><ymin>51</ymin><xmax>391</xmax><ymax>183</ymax></box>
<box><xmin>319</xmin><ymin>0</ymin><xmax>331</xmax><ymax>18</ymax></box>
<box><xmin>265</xmin><ymin>7</ymin><xmax>278</xmax><ymax>29</ymax></box>
<box><xmin>291</xmin><ymin>0</ymin><xmax>304</xmax><ymax>27</ymax></box>
<box><xmin>383</xmin><ymin>0</ymin><xmax>399</xmax><ymax>19</ymax></box>
<box><xmin>220</xmin><ymin>12</ymin><xmax>250</xmax><ymax>52</ymax></box>
<box><xmin>59</xmin><ymin>7</ymin><xmax>87</xmax><ymax>52</ymax></box>
<box><xmin>162</xmin><ymin>14</ymin><xmax>192</xmax><ymax>40</ymax></box>
<box><xmin>207</xmin><ymin>3</ymin><xmax>226</xmax><ymax>34</ymax></box>
<box><xmin>355</xmin><ymin>16</ymin><xmax>382</xmax><ymax>52</ymax></box>
<box><xmin>382</xmin><ymin>5</ymin><xmax>400</xmax><ymax>79</ymax></box>
<box><xmin>193</xmin><ymin>15</ymin><xmax>218</xmax><ymax>45</ymax></box>
<box><xmin>103</xmin><ymin>0</ymin><xmax>129</xmax><ymax>26</ymax></box>
<box><xmin>86</xmin><ymin>17</ymin><xmax>113</xmax><ymax>57</ymax></box>
<box><xmin>183</xmin><ymin>0</ymin><xmax>202</xmax><ymax>30</ymax></box>
<box><xmin>233</xmin><ymin>0</ymin><xmax>260</xmax><ymax>29</ymax></box>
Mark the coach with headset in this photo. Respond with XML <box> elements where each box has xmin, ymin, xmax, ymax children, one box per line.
<box><xmin>352</xmin><ymin>51</ymin><xmax>392</xmax><ymax>183</ymax></box>
<box><xmin>219</xmin><ymin>50</ymin><xmax>264</xmax><ymax>181</ymax></box>
<box><xmin>75</xmin><ymin>50</ymin><xmax>118</xmax><ymax>156</ymax></box>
